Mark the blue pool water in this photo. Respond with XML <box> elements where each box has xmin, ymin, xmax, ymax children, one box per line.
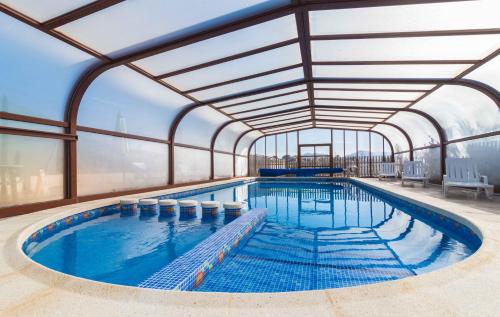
<box><xmin>27</xmin><ymin>180</ymin><xmax>479</xmax><ymax>292</ymax></box>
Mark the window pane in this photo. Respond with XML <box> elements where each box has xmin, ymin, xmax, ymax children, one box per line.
<box><xmin>0</xmin><ymin>134</ymin><xmax>64</xmax><ymax>208</ymax></box>
<box><xmin>414</xmin><ymin>147</ymin><xmax>441</xmax><ymax>183</ymax></box>
<box><xmin>387</xmin><ymin>112</ymin><xmax>440</xmax><ymax>148</ymax></box>
<box><xmin>314</xmin><ymin>90</ymin><xmax>423</xmax><ymax>100</ymax></box>
<box><xmin>78</xmin><ymin>66</ymin><xmax>191</xmax><ymax>139</ymax></box>
<box><xmin>255</xmin><ymin>138</ymin><xmax>265</xmax><ymax>155</ymax></box>
<box><xmin>175</xmin><ymin>106</ymin><xmax>230</xmax><ymax>147</ymax></box>
<box><xmin>174</xmin><ymin>146</ymin><xmax>210</xmax><ymax>183</ymax></box>
<box><xmin>412</xmin><ymin>85</ymin><xmax>500</xmax><ymax>140</ymax></box>
<box><xmin>311</xmin><ymin>35</ymin><xmax>500</xmax><ymax>61</ymax></box>
<box><xmin>313</xmin><ymin>64</ymin><xmax>471</xmax><ymax>79</ymax></box>
<box><xmin>309</xmin><ymin>1</ymin><xmax>500</xmax><ymax>35</ymax></box>
<box><xmin>214</xmin><ymin>153</ymin><xmax>233</xmax><ymax>178</ymax></box>
<box><xmin>0</xmin><ymin>119</ymin><xmax>63</xmax><ymax>133</ymax></box>
<box><xmin>372</xmin><ymin>125</ymin><xmax>410</xmax><ymax>152</ymax></box>
<box><xmin>2</xmin><ymin>0</ymin><xmax>94</xmax><ymax>22</ymax></box>
<box><xmin>57</xmin><ymin>0</ymin><xmax>290</xmax><ymax>57</ymax></box>
<box><xmin>165</xmin><ymin>44</ymin><xmax>301</xmax><ymax>91</ymax></box>
<box><xmin>277</xmin><ymin>133</ymin><xmax>286</xmax><ymax>158</ymax></box>
<box><xmin>77</xmin><ymin>131</ymin><xmax>167</xmax><ymax>196</ymax></box>
<box><xmin>214</xmin><ymin>122</ymin><xmax>249</xmax><ymax>152</ymax></box>
<box><xmin>189</xmin><ymin>67</ymin><xmax>304</xmax><ymax>100</ymax></box>
<box><xmin>134</xmin><ymin>15</ymin><xmax>297</xmax><ymax>75</ymax></box>
<box><xmin>235</xmin><ymin>156</ymin><xmax>248</xmax><ymax>176</ymax></box>
<box><xmin>266</xmin><ymin>135</ymin><xmax>276</xmax><ymax>157</ymax></box>
<box><xmin>0</xmin><ymin>13</ymin><xmax>96</xmax><ymax>121</ymax></box>
<box><xmin>345</xmin><ymin>131</ymin><xmax>357</xmax><ymax>158</ymax></box>
<box><xmin>299</xmin><ymin>128</ymin><xmax>331</xmax><ymax>144</ymax></box>
<box><xmin>371</xmin><ymin>132</ymin><xmax>383</xmax><ymax>156</ymax></box>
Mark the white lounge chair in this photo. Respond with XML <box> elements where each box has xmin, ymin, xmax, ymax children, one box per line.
<box><xmin>401</xmin><ymin>161</ymin><xmax>429</xmax><ymax>187</ymax></box>
<box><xmin>443</xmin><ymin>158</ymin><xmax>493</xmax><ymax>199</ymax></box>
<box><xmin>378</xmin><ymin>162</ymin><xmax>397</xmax><ymax>180</ymax></box>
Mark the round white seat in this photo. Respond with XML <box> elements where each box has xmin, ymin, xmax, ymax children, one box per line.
<box><xmin>159</xmin><ymin>199</ymin><xmax>177</xmax><ymax>206</ymax></box>
<box><xmin>120</xmin><ymin>198</ymin><xmax>138</xmax><ymax>205</ymax></box>
<box><xmin>179</xmin><ymin>200</ymin><xmax>198</xmax><ymax>207</ymax></box>
<box><xmin>223</xmin><ymin>201</ymin><xmax>243</xmax><ymax>209</ymax></box>
<box><xmin>139</xmin><ymin>199</ymin><xmax>158</xmax><ymax>205</ymax></box>
<box><xmin>201</xmin><ymin>201</ymin><xmax>220</xmax><ymax>208</ymax></box>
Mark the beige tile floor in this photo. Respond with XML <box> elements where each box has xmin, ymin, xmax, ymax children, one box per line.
<box><xmin>0</xmin><ymin>177</ymin><xmax>499</xmax><ymax>317</ymax></box>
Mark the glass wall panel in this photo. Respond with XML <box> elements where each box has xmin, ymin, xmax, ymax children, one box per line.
<box><xmin>311</xmin><ymin>35</ymin><xmax>500</xmax><ymax>61</ymax></box>
<box><xmin>0</xmin><ymin>119</ymin><xmax>63</xmax><ymax>133</ymax></box>
<box><xmin>214</xmin><ymin>84</ymin><xmax>307</xmax><ymax>107</ymax></box>
<box><xmin>165</xmin><ymin>44</ymin><xmax>301</xmax><ymax>91</ymax></box>
<box><xmin>394</xmin><ymin>152</ymin><xmax>410</xmax><ymax>174</ymax></box>
<box><xmin>265</xmin><ymin>135</ymin><xmax>276</xmax><ymax>167</ymax></box>
<box><xmin>413</xmin><ymin>85</ymin><xmax>500</xmax><ymax>140</ymax></box>
<box><xmin>223</xmin><ymin>91</ymin><xmax>308</xmax><ymax>113</ymax></box>
<box><xmin>134</xmin><ymin>15</ymin><xmax>297</xmax><ymax>75</ymax></box>
<box><xmin>372</xmin><ymin>125</ymin><xmax>410</xmax><ymax>152</ymax></box>
<box><xmin>255</xmin><ymin>138</ymin><xmax>265</xmax><ymax>156</ymax></box>
<box><xmin>299</xmin><ymin>128</ymin><xmax>331</xmax><ymax>144</ymax></box>
<box><xmin>314</xmin><ymin>90</ymin><xmax>423</xmax><ymax>101</ymax></box>
<box><xmin>309</xmin><ymin>1</ymin><xmax>500</xmax><ymax>35</ymax></box>
<box><xmin>465</xmin><ymin>55</ymin><xmax>500</xmax><ymax>90</ymax></box>
<box><xmin>189</xmin><ymin>67</ymin><xmax>304</xmax><ymax>100</ymax></box>
<box><xmin>175</xmin><ymin>106</ymin><xmax>230</xmax><ymax>147</ymax></box>
<box><xmin>58</xmin><ymin>0</ymin><xmax>290</xmax><ymax>56</ymax></box>
<box><xmin>313</xmin><ymin>83</ymin><xmax>435</xmax><ymax>90</ymax></box>
<box><xmin>358</xmin><ymin>131</ymin><xmax>370</xmax><ymax>176</ymax></box>
<box><xmin>214</xmin><ymin>153</ymin><xmax>233</xmax><ymax>179</ymax></box>
<box><xmin>77</xmin><ymin>131</ymin><xmax>168</xmax><ymax>196</ymax></box>
<box><xmin>277</xmin><ymin>134</ymin><xmax>287</xmax><ymax>159</ymax></box>
<box><xmin>0</xmin><ymin>134</ymin><xmax>64</xmax><ymax>208</ymax></box>
<box><xmin>413</xmin><ymin>147</ymin><xmax>441</xmax><ymax>183</ymax></box>
<box><xmin>387</xmin><ymin>112</ymin><xmax>440</xmax><ymax>148</ymax></box>
<box><xmin>313</xmin><ymin>64</ymin><xmax>469</xmax><ymax>79</ymax></box>
<box><xmin>0</xmin><ymin>13</ymin><xmax>96</xmax><ymax>121</ymax></box>
<box><xmin>214</xmin><ymin>122</ymin><xmax>249</xmax><ymax>152</ymax></box>
<box><xmin>235</xmin><ymin>156</ymin><xmax>248</xmax><ymax>177</ymax></box>
<box><xmin>345</xmin><ymin>131</ymin><xmax>357</xmax><ymax>169</ymax></box>
<box><xmin>447</xmin><ymin>135</ymin><xmax>500</xmax><ymax>190</ymax></box>
<box><xmin>371</xmin><ymin>133</ymin><xmax>384</xmax><ymax>156</ymax></box>
<box><xmin>236</xmin><ymin>131</ymin><xmax>263</xmax><ymax>156</ymax></box>
<box><xmin>174</xmin><ymin>146</ymin><xmax>210</xmax><ymax>183</ymax></box>
<box><xmin>332</xmin><ymin>129</ymin><xmax>344</xmax><ymax>168</ymax></box>
<box><xmin>316</xmin><ymin>99</ymin><xmax>408</xmax><ymax>108</ymax></box>
<box><xmin>384</xmin><ymin>138</ymin><xmax>392</xmax><ymax>158</ymax></box>
<box><xmin>78</xmin><ymin>66</ymin><xmax>191</xmax><ymax>139</ymax></box>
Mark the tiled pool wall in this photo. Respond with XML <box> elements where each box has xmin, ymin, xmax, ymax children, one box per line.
<box><xmin>22</xmin><ymin>179</ymin><xmax>255</xmax><ymax>253</ymax></box>
<box><xmin>257</xmin><ymin>177</ymin><xmax>482</xmax><ymax>250</ymax></box>
<box><xmin>139</xmin><ymin>208</ymin><xmax>267</xmax><ymax>291</ymax></box>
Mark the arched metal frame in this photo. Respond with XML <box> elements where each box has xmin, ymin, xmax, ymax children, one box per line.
<box><xmin>0</xmin><ymin>0</ymin><xmax>498</xmax><ymax>217</ymax></box>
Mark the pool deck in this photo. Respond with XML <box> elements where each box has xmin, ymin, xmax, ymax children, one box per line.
<box><xmin>0</xmin><ymin>177</ymin><xmax>499</xmax><ymax>317</ymax></box>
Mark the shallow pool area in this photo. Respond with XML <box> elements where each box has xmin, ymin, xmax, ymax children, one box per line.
<box><xmin>24</xmin><ymin>179</ymin><xmax>480</xmax><ymax>293</ymax></box>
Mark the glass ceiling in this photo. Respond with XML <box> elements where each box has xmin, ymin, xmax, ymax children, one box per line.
<box><xmin>0</xmin><ymin>0</ymin><xmax>498</xmax><ymax>155</ymax></box>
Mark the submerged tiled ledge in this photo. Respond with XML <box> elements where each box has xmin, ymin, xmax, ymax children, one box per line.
<box><xmin>139</xmin><ymin>208</ymin><xmax>267</xmax><ymax>291</ymax></box>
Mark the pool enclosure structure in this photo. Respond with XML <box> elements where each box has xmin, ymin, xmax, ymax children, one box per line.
<box><xmin>0</xmin><ymin>0</ymin><xmax>499</xmax><ymax>217</ymax></box>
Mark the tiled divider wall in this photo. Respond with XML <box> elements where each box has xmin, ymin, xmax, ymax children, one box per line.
<box><xmin>22</xmin><ymin>179</ymin><xmax>255</xmax><ymax>253</ymax></box>
<box><xmin>139</xmin><ymin>208</ymin><xmax>267</xmax><ymax>291</ymax></box>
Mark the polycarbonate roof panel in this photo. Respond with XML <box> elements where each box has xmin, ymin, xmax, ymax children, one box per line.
<box><xmin>309</xmin><ymin>1</ymin><xmax>500</xmax><ymax>35</ymax></box>
<box><xmin>263</xmin><ymin>123</ymin><xmax>313</xmax><ymax>133</ymax></box>
<box><xmin>315</xmin><ymin>124</ymin><xmax>370</xmax><ymax>131</ymax></box>
<box><xmin>315</xmin><ymin>99</ymin><xmax>409</xmax><ymax>108</ymax></box>
<box><xmin>165</xmin><ymin>43</ymin><xmax>302</xmax><ymax>91</ymax></box>
<box><xmin>465</xmin><ymin>55</ymin><xmax>500</xmax><ymax>90</ymax></box>
<box><xmin>372</xmin><ymin>124</ymin><xmax>410</xmax><ymax>152</ymax></box>
<box><xmin>253</xmin><ymin>116</ymin><xmax>311</xmax><ymax>128</ymax></box>
<box><xmin>231</xmin><ymin>101</ymin><xmax>310</xmax><ymax>118</ymax></box>
<box><xmin>188</xmin><ymin>67</ymin><xmax>304</xmax><ymax>100</ymax></box>
<box><xmin>315</xmin><ymin>115</ymin><xmax>384</xmax><ymax>123</ymax></box>
<box><xmin>313</xmin><ymin>83</ymin><xmax>435</xmax><ymax>90</ymax></box>
<box><xmin>314</xmin><ymin>90</ymin><xmax>423</xmax><ymax>100</ymax></box>
<box><xmin>214</xmin><ymin>84</ymin><xmax>307</xmax><ymax>107</ymax></box>
<box><xmin>0</xmin><ymin>0</ymin><xmax>94</xmax><ymax>22</ymax></box>
<box><xmin>133</xmin><ymin>15</ymin><xmax>297</xmax><ymax>76</ymax></box>
<box><xmin>387</xmin><ymin>112</ymin><xmax>440</xmax><ymax>147</ymax></box>
<box><xmin>312</xmin><ymin>64</ymin><xmax>472</xmax><ymax>79</ymax></box>
<box><xmin>236</xmin><ymin>130</ymin><xmax>263</xmax><ymax>155</ymax></box>
<box><xmin>315</xmin><ymin>110</ymin><xmax>392</xmax><ymax>119</ymax></box>
<box><xmin>57</xmin><ymin>0</ymin><xmax>290</xmax><ymax>56</ymax></box>
<box><xmin>247</xmin><ymin>111</ymin><xmax>310</xmax><ymax>126</ymax></box>
<box><xmin>222</xmin><ymin>91</ymin><xmax>308</xmax><ymax>113</ymax></box>
<box><xmin>175</xmin><ymin>106</ymin><xmax>231</xmax><ymax>147</ymax></box>
<box><xmin>214</xmin><ymin>121</ymin><xmax>250</xmax><ymax>152</ymax></box>
<box><xmin>412</xmin><ymin>85</ymin><xmax>500</xmax><ymax>140</ymax></box>
<box><xmin>315</xmin><ymin>121</ymin><xmax>374</xmax><ymax>128</ymax></box>
<box><xmin>311</xmin><ymin>35</ymin><xmax>500</xmax><ymax>61</ymax></box>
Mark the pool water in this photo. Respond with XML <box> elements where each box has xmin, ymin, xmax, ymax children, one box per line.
<box><xmin>26</xmin><ymin>180</ymin><xmax>478</xmax><ymax>292</ymax></box>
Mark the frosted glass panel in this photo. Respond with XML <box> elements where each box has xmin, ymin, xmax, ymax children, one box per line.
<box><xmin>214</xmin><ymin>153</ymin><xmax>233</xmax><ymax>178</ymax></box>
<box><xmin>165</xmin><ymin>44</ymin><xmax>301</xmax><ymax>91</ymax></box>
<box><xmin>189</xmin><ymin>67</ymin><xmax>304</xmax><ymax>100</ymax></box>
<box><xmin>465</xmin><ymin>55</ymin><xmax>500</xmax><ymax>90</ymax></box>
<box><xmin>254</xmin><ymin>116</ymin><xmax>310</xmax><ymax>128</ymax></box>
<box><xmin>222</xmin><ymin>91</ymin><xmax>308</xmax><ymax>113</ymax></box>
<box><xmin>314</xmin><ymin>90</ymin><xmax>423</xmax><ymax>100</ymax></box>
<box><xmin>231</xmin><ymin>101</ymin><xmax>309</xmax><ymax>118</ymax></box>
<box><xmin>214</xmin><ymin>84</ymin><xmax>306</xmax><ymax>107</ymax></box>
<box><xmin>214</xmin><ymin>122</ymin><xmax>249</xmax><ymax>152</ymax></box>
<box><xmin>316</xmin><ymin>99</ymin><xmax>408</xmax><ymax>108</ymax></box>
<box><xmin>0</xmin><ymin>13</ymin><xmax>96</xmax><ymax>120</ymax></box>
<box><xmin>235</xmin><ymin>157</ymin><xmax>248</xmax><ymax>177</ymax></box>
<box><xmin>313</xmin><ymin>64</ymin><xmax>470</xmax><ymax>79</ymax></box>
<box><xmin>387</xmin><ymin>112</ymin><xmax>440</xmax><ymax>148</ymax></box>
<box><xmin>0</xmin><ymin>134</ymin><xmax>64</xmax><ymax>208</ymax></box>
<box><xmin>313</xmin><ymin>83</ymin><xmax>435</xmax><ymax>90</ymax></box>
<box><xmin>412</xmin><ymin>85</ymin><xmax>500</xmax><ymax>140</ymax></box>
<box><xmin>311</xmin><ymin>35</ymin><xmax>500</xmax><ymax>61</ymax></box>
<box><xmin>316</xmin><ymin>115</ymin><xmax>384</xmax><ymax>122</ymax></box>
<box><xmin>78</xmin><ymin>66</ymin><xmax>191</xmax><ymax>139</ymax></box>
<box><xmin>447</xmin><ymin>135</ymin><xmax>500</xmax><ymax>189</ymax></box>
<box><xmin>263</xmin><ymin>123</ymin><xmax>312</xmax><ymax>133</ymax></box>
<box><xmin>414</xmin><ymin>147</ymin><xmax>441</xmax><ymax>183</ymax></box>
<box><xmin>315</xmin><ymin>122</ymin><xmax>373</xmax><ymax>128</ymax></box>
<box><xmin>175</xmin><ymin>106</ymin><xmax>230</xmax><ymax>147</ymax></box>
<box><xmin>58</xmin><ymin>0</ymin><xmax>289</xmax><ymax>56</ymax></box>
<box><xmin>248</xmin><ymin>111</ymin><xmax>310</xmax><ymax>126</ymax></box>
<box><xmin>174</xmin><ymin>146</ymin><xmax>210</xmax><ymax>183</ymax></box>
<box><xmin>315</xmin><ymin>110</ymin><xmax>391</xmax><ymax>119</ymax></box>
<box><xmin>309</xmin><ymin>1</ymin><xmax>500</xmax><ymax>35</ymax></box>
<box><xmin>316</xmin><ymin>125</ymin><xmax>370</xmax><ymax>131</ymax></box>
<box><xmin>1</xmin><ymin>0</ymin><xmax>94</xmax><ymax>22</ymax></box>
<box><xmin>77</xmin><ymin>132</ymin><xmax>168</xmax><ymax>196</ymax></box>
<box><xmin>134</xmin><ymin>15</ymin><xmax>297</xmax><ymax>75</ymax></box>
<box><xmin>372</xmin><ymin>125</ymin><xmax>410</xmax><ymax>152</ymax></box>
<box><xmin>236</xmin><ymin>130</ymin><xmax>263</xmax><ymax>155</ymax></box>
